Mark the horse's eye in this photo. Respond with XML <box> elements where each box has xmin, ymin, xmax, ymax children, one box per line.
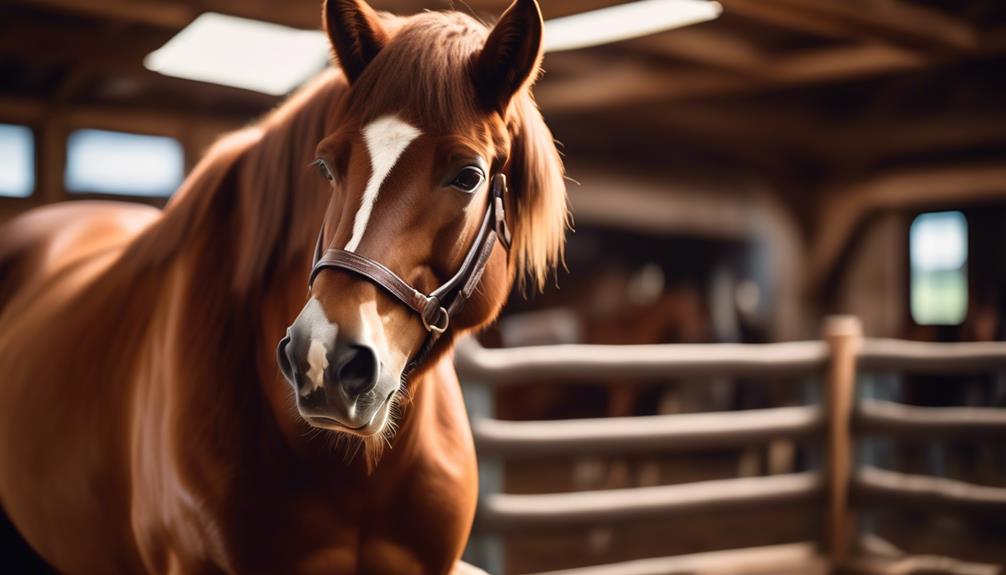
<box><xmin>314</xmin><ymin>159</ymin><xmax>335</xmax><ymax>183</ymax></box>
<box><xmin>450</xmin><ymin>166</ymin><xmax>485</xmax><ymax>193</ymax></box>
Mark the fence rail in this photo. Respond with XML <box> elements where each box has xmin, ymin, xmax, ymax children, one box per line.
<box><xmin>478</xmin><ymin>472</ymin><xmax>823</xmax><ymax>533</ymax></box>
<box><xmin>456</xmin><ymin>338</ymin><xmax>829</xmax><ymax>384</ymax></box>
<box><xmin>529</xmin><ymin>542</ymin><xmax>822</xmax><ymax>575</ymax></box>
<box><xmin>853</xmin><ymin>467</ymin><xmax>1006</xmax><ymax>516</ymax></box>
<box><xmin>473</xmin><ymin>405</ymin><xmax>823</xmax><ymax>458</ymax></box>
<box><xmin>858</xmin><ymin>338</ymin><xmax>1006</xmax><ymax>373</ymax></box>
<box><xmin>856</xmin><ymin>399</ymin><xmax>1006</xmax><ymax>440</ymax></box>
<box><xmin>458</xmin><ymin>318</ymin><xmax>1006</xmax><ymax>575</ymax></box>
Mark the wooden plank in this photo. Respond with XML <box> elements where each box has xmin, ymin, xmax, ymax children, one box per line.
<box><xmin>528</xmin><ymin>542</ymin><xmax>823</xmax><ymax>575</ymax></box>
<box><xmin>26</xmin><ymin>0</ymin><xmax>632</xmax><ymax>30</ymax></box>
<box><xmin>457</xmin><ymin>0</ymin><xmax>627</xmax><ymax>21</ymax></box>
<box><xmin>462</xmin><ymin>380</ymin><xmax>505</xmax><ymax>575</ymax></box>
<box><xmin>809</xmin><ymin>165</ymin><xmax>1006</xmax><ymax>296</ymax></box>
<box><xmin>852</xmin><ymin>467</ymin><xmax>1006</xmax><ymax>517</ymax></box>
<box><xmin>26</xmin><ymin>0</ymin><xmax>320</xmax><ymax>30</ymax></box>
<box><xmin>29</xmin><ymin>0</ymin><xmax>195</xmax><ymax>28</ymax></box>
<box><xmin>844</xmin><ymin>553</ymin><xmax>1002</xmax><ymax>575</ymax></box>
<box><xmin>823</xmin><ymin>316</ymin><xmax>862</xmax><ymax>567</ymax></box>
<box><xmin>622</xmin><ymin>28</ymin><xmax>766</xmax><ymax>74</ymax></box>
<box><xmin>0</xmin><ymin>97</ymin><xmax>242</xmax><ymax>138</ymax></box>
<box><xmin>455</xmin><ymin>338</ymin><xmax>828</xmax><ymax>386</ymax></box>
<box><xmin>473</xmin><ymin>406</ymin><xmax>823</xmax><ymax>458</ymax></box>
<box><xmin>855</xmin><ymin>400</ymin><xmax>1006</xmax><ymax>441</ymax></box>
<box><xmin>477</xmin><ymin>472</ymin><xmax>823</xmax><ymax>532</ymax></box>
<box><xmin>538</xmin><ymin>43</ymin><xmax>925</xmax><ymax>113</ymax></box>
<box><xmin>717</xmin><ymin>0</ymin><xmax>977</xmax><ymax>51</ymax></box>
<box><xmin>766</xmin><ymin>0</ymin><xmax>977</xmax><ymax>51</ymax></box>
<box><xmin>0</xmin><ymin>97</ymin><xmax>44</xmax><ymax>123</ymax></box>
<box><xmin>858</xmin><ymin>338</ymin><xmax>1006</xmax><ymax>374</ymax></box>
<box><xmin>714</xmin><ymin>0</ymin><xmax>853</xmax><ymax>39</ymax></box>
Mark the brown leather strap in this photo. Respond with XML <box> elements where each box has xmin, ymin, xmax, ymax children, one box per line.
<box><xmin>310</xmin><ymin>250</ymin><xmax>433</xmax><ymax>317</ymax></box>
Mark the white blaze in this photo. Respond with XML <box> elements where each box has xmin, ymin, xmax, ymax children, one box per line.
<box><xmin>293</xmin><ymin>297</ymin><xmax>337</xmax><ymax>397</ymax></box>
<box><xmin>305</xmin><ymin>339</ymin><xmax>328</xmax><ymax>397</ymax></box>
<box><xmin>344</xmin><ymin>116</ymin><xmax>421</xmax><ymax>253</ymax></box>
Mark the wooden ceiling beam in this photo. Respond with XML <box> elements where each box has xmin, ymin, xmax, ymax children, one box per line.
<box><xmin>651</xmin><ymin>108</ymin><xmax>1006</xmax><ymax>168</ymax></box>
<box><xmin>0</xmin><ymin>12</ymin><xmax>171</xmax><ymax>66</ymax></box>
<box><xmin>24</xmin><ymin>0</ymin><xmax>323</xmax><ymax>30</ymax></box>
<box><xmin>451</xmin><ymin>0</ymin><xmax>627</xmax><ymax>20</ymax></box>
<box><xmin>809</xmin><ymin>164</ymin><xmax>1006</xmax><ymax>294</ymax></box>
<box><xmin>0</xmin><ymin>96</ymin><xmax>242</xmax><ymax>137</ymax></box>
<box><xmin>620</xmin><ymin>28</ymin><xmax>767</xmax><ymax>74</ymax></box>
<box><xmin>780</xmin><ymin>0</ymin><xmax>977</xmax><ymax>51</ymax></box>
<box><xmin>24</xmin><ymin>0</ymin><xmax>633</xmax><ymax>31</ymax></box>
<box><xmin>714</xmin><ymin>0</ymin><xmax>854</xmax><ymax>40</ymax></box>
<box><xmin>537</xmin><ymin>61</ymin><xmax>748</xmax><ymax>112</ymax></box>
<box><xmin>26</xmin><ymin>0</ymin><xmax>195</xmax><ymax>29</ymax></box>
<box><xmin>718</xmin><ymin>0</ymin><xmax>978</xmax><ymax>52</ymax></box>
<box><xmin>769</xmin><ymin>42</ymin><xmax>924</xmax><ymax>82</ymax></box>
<box><xmin>539</xmin><ymin>43</ymin><xmax>924</xmax><ymax>113</ymax></box>
<box><xmin>619</xmin><ymin>30</ymin><xmax>925</xmax><ymax>82</ymax></box>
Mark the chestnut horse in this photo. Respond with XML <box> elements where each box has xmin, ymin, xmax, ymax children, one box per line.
<box><xmin>0</xmin><ymin>0</ymin><xmax>566</xmax><ymax>572</ymax></box>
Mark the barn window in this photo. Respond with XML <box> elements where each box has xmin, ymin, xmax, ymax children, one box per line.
<box><xmin>0</xmin><ymin>123</ymin><xmax>35</xmax><ymax>198</ymax></box>
<box><xmin>65</xmin><ymin>129</ymin><xmax>184</xmax><ymax>197</ymax></box>
<box><xmin>909</xmin><ymin>211</ymin><xmax>968</xmax><ymax>325</ymax></box>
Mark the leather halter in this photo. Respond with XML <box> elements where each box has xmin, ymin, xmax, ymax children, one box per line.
<box><xmin>307</xmin><ymin>173</ymin><xmax>512</xmax><ymax>380</ymax></box>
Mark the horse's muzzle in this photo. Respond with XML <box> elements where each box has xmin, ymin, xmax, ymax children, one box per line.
<box><xmin>278</xmin><ymin>333</ymin><xmax>379</xmax><ymax>397</ymax></box>
<box><xmin>277</xmin><ymin>298</ymin><xmax>396</xmax><ymax>435</ymax></box>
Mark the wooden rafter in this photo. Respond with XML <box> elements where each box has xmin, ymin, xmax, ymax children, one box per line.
<box><xmin>22</xmin><ymin>0</ymin><xmax>637</xmax><ymax>30</ymax></box>
<box><xmin>718</xmin><ymin>0</ymin><xmax>978</xmax><ymax>51</ymax></box>
<box><xmin>538</xmin><ymin>42</ymin><xmax>925</xmax><ymax>113</ymax></box>
<box><xmin>620</xmin><ymin>27</ymin><xmax>766</xmax><ymax>74</ymax></box>
<box><xmin>25</xmin><ymin>0</ymin><xmax>196</xmax><ymax>29</ymax></box>
<box><xmin>809</xmin><ymin>164</ymin><xmax>1006</xmax><ymax>293</ymax></box>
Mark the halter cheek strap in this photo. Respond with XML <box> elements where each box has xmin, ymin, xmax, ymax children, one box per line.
<box><xmin>308</xmin><ymin>173</ymin><xmax>512</xmax><ymax>381</ymax></box>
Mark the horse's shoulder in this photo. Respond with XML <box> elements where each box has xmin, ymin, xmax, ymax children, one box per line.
<box><xmin>4</xmin><ymin>200</ymin><xmax>160</xmax><ymax>241</ymax></box>
<box><xmin>1</xmin><ymin>200</ymin><xmax>160</xmax><ymax>275</ymax></box>
<box><xmin>0</xmin><ymin>200</ymin><xmax>162</xmax><ymax>323</ymax></box>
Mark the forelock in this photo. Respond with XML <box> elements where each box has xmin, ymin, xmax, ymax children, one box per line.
<box><xmin>341</xmin><ymin>12</ymin><xmax>489</xmax><ymax>134</ymax></box>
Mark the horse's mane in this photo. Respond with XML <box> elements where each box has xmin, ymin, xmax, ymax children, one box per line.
<box><xmin>126</xmin><ymin>9</ymin><xmax>567</xmax><ymax>293</ymax></box>
<box><xmin>122</xmin><ymin>69</ymin><xmax>343</xmax><ymax>294</ymax></box>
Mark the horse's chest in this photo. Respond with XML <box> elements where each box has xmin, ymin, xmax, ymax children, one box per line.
<box><xmin>354</xmin><ymin>464</ymin><xmax>478</xmax><ymax>573</ymax></box>
<box><xmin>221</xmin><ymin>460</ymin><xmax>476</xmax><ymax>574</ymax></box>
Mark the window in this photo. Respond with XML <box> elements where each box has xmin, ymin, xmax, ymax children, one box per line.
<box><xmin>0</xmin><ymin>123</ymin><xmax>35</xmax><ymax>198</ymax></box>
<box><xmin>910</xmin><ymin>211</ymin><xmax>968</xmax><ymax>325</ymax></box>
<box><xmin>65</xmin><ymin>129</ymin><xmax>184</xmax><ymax>197</ymax></box>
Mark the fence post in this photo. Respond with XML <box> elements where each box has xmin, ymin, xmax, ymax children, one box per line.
<box><xmin>823</xmin><ymin>315</ymin><xmax>862</xmax><ymax>570</ymax></box>
<box><xmin>462</xmin><ymin>379</ymin><xmax>505</xmax><ymax>575</ymax></box>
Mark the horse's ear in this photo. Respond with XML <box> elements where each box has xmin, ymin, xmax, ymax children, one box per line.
<box><xmin>323</xmin><ymin>0</ymin><xmax>388</xmax><ymax>83</ymax></box>
<box><xmin>474</xmin><ymin>0</ymin><xmax>544</xmax><ymax>115</ymax></box>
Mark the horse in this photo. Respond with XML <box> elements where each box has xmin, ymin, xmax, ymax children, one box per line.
<box><xmin>0</xmin><ymin>0</ymin><xmax>567</xmax><ymax>572</ymax></box>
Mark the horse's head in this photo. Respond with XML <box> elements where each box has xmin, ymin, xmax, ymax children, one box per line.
<box><xmin>277</xmin><ymin>0</ymin><xmax>566</xmax><ymax>439</ymax></box>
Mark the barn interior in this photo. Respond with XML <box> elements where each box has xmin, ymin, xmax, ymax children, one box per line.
<box><xmin>1</xmin><ymin>0</ymin><xmax>1005</xmax><ymax>574</ymax></box>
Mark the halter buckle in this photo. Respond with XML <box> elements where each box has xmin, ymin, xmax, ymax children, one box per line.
<box><xmin>491</xmin><ymin>174</ymin><xmax>512</xmax><ymax>250</ymax></box>
<box><xmin>422</xmin><ymin>303</ymin><xmax>450</xmax><ymax>334</ymax></box>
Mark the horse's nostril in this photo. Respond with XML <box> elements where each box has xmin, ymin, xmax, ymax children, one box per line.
<box><xmin>276</xmin><ymin>335</ymin><xmax>296</xmax><ymax>384</ymax></box>
<box><xmin>337</xmin><ymin>345</ymin><xmax>379</xmax><ymax>397</ymax></box>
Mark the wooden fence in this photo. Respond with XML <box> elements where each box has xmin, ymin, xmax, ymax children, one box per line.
<box><xmin>456</xmin><ymin>316</ymin><xmax>1006</xmax><ymax>575</ymax></box>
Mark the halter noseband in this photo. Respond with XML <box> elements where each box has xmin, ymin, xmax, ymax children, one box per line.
<box><xmin>307</xmin><ymin>173</ymin><xmax>512</xmax><ymax>380</ymax></box>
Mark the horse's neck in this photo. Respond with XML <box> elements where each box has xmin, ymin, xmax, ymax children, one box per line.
<box><xmin>141</xmin><ymin>71</ymin><xmax>344</xmax><ymax>298</ymax></box>
<box><xmin>374</xmin><ymin>355</ymin><xmax>468</xmax><ymax>467</ymax></box>
<box><xmin>129</xmin><ymin>75</ymin><xmax>350</xmax><ymax>465</ymax></box>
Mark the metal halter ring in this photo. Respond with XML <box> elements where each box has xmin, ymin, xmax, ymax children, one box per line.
<box><xmin>422</xmin><ymin>305</ymin><xmax>450</xmax><ymax>334</ymax></box>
